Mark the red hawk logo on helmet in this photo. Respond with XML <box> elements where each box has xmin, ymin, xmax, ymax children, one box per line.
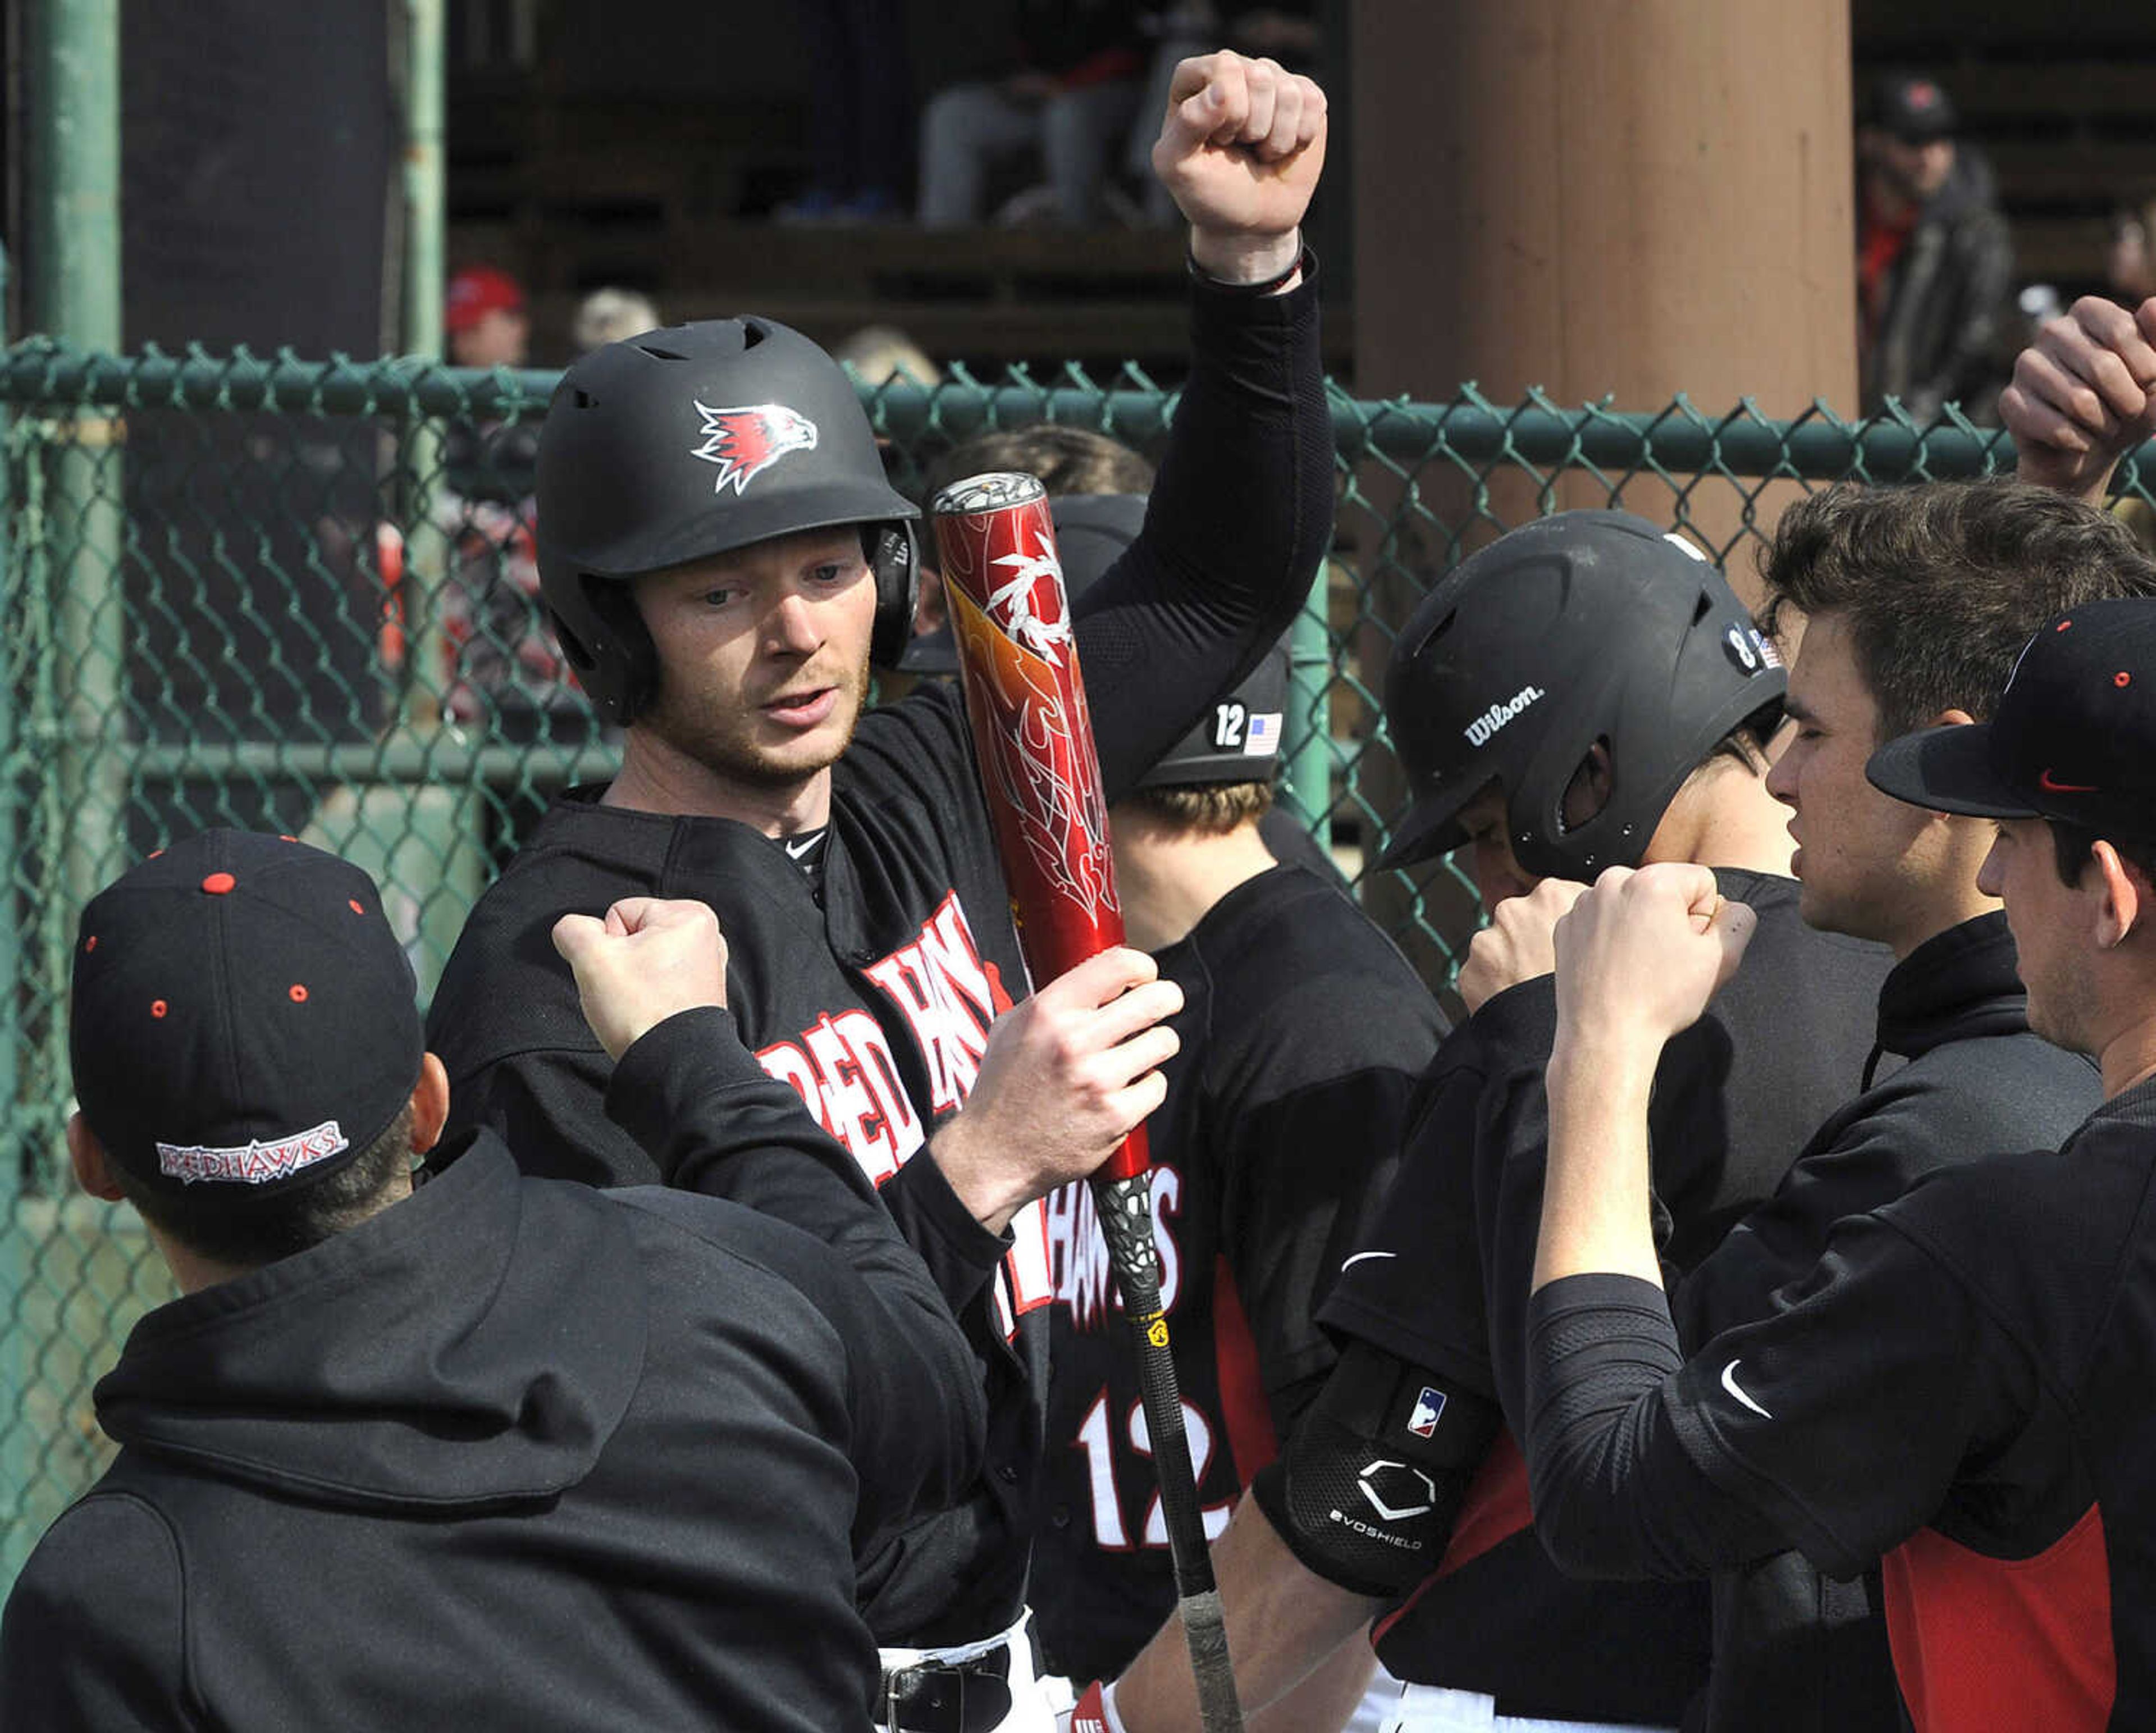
<box><xmin>689</xmin><ymin>400</ymin><xmax>820</xmax><ymax>495</ymax></box>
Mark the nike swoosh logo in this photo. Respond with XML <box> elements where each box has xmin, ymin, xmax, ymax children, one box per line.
<box><xmin>1720</xmin><ymin>1359</ymin><xmax>1772</xmax><ymax>1420</ymax></box>
<box><xmin>1340</xmin><ymin>1251</ymin><xmax>1397</xmax><ymax>1271</ymax></box>
<box><xmin>783</xmin><ymin>836</ymin><xmax>821</xmax><ymax>860</ymax></box>
<box><xmin>2039</xmin><ymin>769</ymin><xmax>2099</xmax><ymax>793</ymax></box>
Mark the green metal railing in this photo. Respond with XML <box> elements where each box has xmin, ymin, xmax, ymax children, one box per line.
<box><xmin>1</xmin><ymin>339</ymin><xmax>2150</xmax><ymax>1589</ymax></box>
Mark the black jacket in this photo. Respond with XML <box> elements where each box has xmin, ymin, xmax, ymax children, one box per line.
<box><xmin>425</xmin><ymin>270</ymin><xmax>1331</xmax><ymax>1645</ymax></box>
<box><xmin>1861</xmin><ymin>144</ymin><xmax>2014</xmax><ymax>422</ymax></box>
<box><xmin>1484</xmin><ymin>913</ymin><xmax>2100</xmax><ymax>1731</ymax></box>
<box><xmin>0</xmin><ymin>1016</ymin><xmax>983</xmax><ymax>1733</ymax></box>
<box><xmin>1323</xmin><ymin>870</ymin><xmax>1894</xmax><ymax>1723</ymax></box>
<box><xmin>1524</xmin><ymin>1083</ymin><xmax>2156</xmax><ymax>1730</ymax></box>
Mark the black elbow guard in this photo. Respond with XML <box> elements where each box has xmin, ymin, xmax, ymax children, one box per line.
<box><xmin>1251</xmin><ymin>1343</ymin><xmax>1501</xmax><ymax>1599</ymax></box>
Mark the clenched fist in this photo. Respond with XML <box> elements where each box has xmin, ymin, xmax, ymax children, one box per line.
<box><xmin>552</xmin><ymin>897</ymin><xmax>729</xmax><ymax>1061</ymax></box>
<box><xmin>1153</xmin><ymin>49</ymin><xmax>1327</xmax><ymax>286</ymax></box>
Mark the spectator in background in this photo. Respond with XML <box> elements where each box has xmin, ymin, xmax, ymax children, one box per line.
<box><xmin>445</xmin><ymin>264</ymin><xmax>531</xmax><ymax>372</ymax></box>
<box><xmin>778</xmin><ymin>0</ymin><xmax>912</xmax><ymax>224</ymax></box>
<box><xmin>1856</xmin><ymin>72</ymin><xmax>2015</xmax><ymax>424</ymax></box>
<box><xmin>435</xmin><ymin>266</ymin><xmax>574</xmax><ymax>740</ymax></box>
<box><xmin>918</xmin><ymin>1</ymin><xmax>1148</xmax><ymax>227</ymax></box>
<box><xmin>573</xmin><ymin>287</ymin><xmax>663</xmax><ymax>355</ymax></box>
<box><xmin>441</xmin><ymin>264</ymin><xmax>537</xmax><ymax>499</ymax></box>
<box><xmin>832</xmin><ymin>323</ymin><xmax>942</xmax><ymax>389</ymax></box>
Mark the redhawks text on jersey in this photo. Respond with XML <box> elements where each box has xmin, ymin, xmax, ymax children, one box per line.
<box><xmin>1044</xmin><ymin>1163</ymin><xmax>1185</xmax><ymax>1330</ymax></box>
<box><xmin>753</xmin><ymin>891</ymin><xmax>1053</xmax><ymax>1332</ymax></box>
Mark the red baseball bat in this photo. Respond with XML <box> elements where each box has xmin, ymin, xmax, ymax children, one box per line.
<box><xmin>930</xmin><ymin>472</ymin><xmax>1243</xmax><ymax>1732</ymax></box>
<box><xmin>928</xmin><ymin>470</ymin><xmax>1145</xmax><ymax>1178</ymax></box>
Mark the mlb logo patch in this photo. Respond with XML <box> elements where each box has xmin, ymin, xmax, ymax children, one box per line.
<box><xmin>1243</xmin><ymin>711</ymin><xmax>1282</xmax><ymax>757</ymax></box>
<box><xmin>1407</xmin><ymin>1385</ymin><xmax>1447</xmax><ymax>1438</ymax></box>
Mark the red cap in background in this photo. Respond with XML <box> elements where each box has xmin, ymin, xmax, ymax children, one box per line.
<box><xmin>445</xmin><ymin>265</ymin><xmax>526</xmax><ymax>334</ymax></box>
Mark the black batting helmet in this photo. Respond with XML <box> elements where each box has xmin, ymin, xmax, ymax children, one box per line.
<box><xmin>1378</xmin><ymin>510</ymin><xmax>1784</xmax><ymax>879</ymax></box>
<box><xmin>535</xmin><ymin>317</ymin><xmax>921</xmax><ymax>722</ymax></box>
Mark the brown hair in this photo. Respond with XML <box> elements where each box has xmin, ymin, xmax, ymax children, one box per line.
<box><xmin>1118</xmin><ymin>781</ymin><xmax>1275</xmax><ymax>836</ymax></box>
<box><xmin>1759</xmin><ymin>480</ymin><xmax>2156</xmax><ymax>743</ymax></box>
<box><xmin>920</xmin><ymin>426</ymin><xmax>1154</xmax><ymax>505</ymax></box>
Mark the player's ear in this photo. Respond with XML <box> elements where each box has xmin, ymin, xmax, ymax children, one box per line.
<box><xmin>2092</xmin><ymin>841</ymin><xmax>2152</xmax><ymax>950</ymax></box>
<box><xmin>409</xmin><ymin>1054</ymin><xmax>451</xmax><ymax>1156</ymax></box>
<box><xmin>66</xmin><ymin>1112</ymin><xmax>125</xmax><ymax>1202</ymax></box>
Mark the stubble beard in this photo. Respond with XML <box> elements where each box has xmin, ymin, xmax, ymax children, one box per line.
<box><xmin>644</xmin><ymin>656</ymin><xmax>870</xmax><ymax>795</ymax></box>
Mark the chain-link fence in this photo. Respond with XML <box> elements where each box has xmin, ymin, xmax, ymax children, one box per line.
<box><xmin>1</xmin><ymin>337</ymin><xmax>2146</xmax><ymax>1589</ymax></box>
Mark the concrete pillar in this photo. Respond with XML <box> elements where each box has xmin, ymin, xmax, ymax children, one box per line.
<box><xmin>1353</xmin><ymin>0</ymin><xmax>1855</xmax><ymax>434</ymax></box>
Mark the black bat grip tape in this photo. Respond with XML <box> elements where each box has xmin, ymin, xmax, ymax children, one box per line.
<box><xmin>1092</xmin><ymin>1169</ymin><xmax>1246</xmax><ymax>1733</ymax></box>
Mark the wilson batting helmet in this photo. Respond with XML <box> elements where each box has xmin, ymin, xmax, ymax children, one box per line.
<box><xmin>1378</xmin><ymin>510</ymin><xmax>1784</xmax><ymax>879</ymax></box>
<box><xmin>535</xmin><ymin>317</ymin><xmax>921</xmax><ymax>722</ymax></box>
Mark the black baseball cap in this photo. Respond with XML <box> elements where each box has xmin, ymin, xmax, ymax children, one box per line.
<box><xmin>70</xmin><ymin>830</ymin><xmax>423</xmax><ymax>1195</ymax></box>
<box><xmin>1870</xmin><ymin>73</ymin><xmax>1958</xmax><ymax>144</ymax></box>
<box><xmin>1867</xmin><ymin>600</ymin><xmax>2156</xmax><ymax>831</ymax></box>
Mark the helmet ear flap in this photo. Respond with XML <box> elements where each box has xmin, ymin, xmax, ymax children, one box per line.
<box><xmin>550</xmin><ymin>577</ymin><xmax>659</xmax><ymax>724</ymax></box>
<box><xmin>867</xmin><ymin>520</ymin><xmax>921</xmax><ymax>669</ymax></box>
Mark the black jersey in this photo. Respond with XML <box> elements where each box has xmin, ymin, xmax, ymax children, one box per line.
<box><xmin>1255</xmin><ymin>805</ymin><xmax>1345</xmax><ymax>888</ymax></box>
<box><xmin>423</xmin><ymin>275</ymin><xmax>1332</xmax><ymax>1647</ymax></box>
<box><xmin>1474</xmin><ymin>913</ymin><xmax>2100</xmax><ymax>1730</ymax></box>
<box><xmin>1525</xmin><ymin>1074</ymin><xmax>2156</xmax><ymax>1732</ymax></box>
<box><xmin>1319</xmin><ymin>869</ymin><xmax>1893</xmax><ymax>1723</ymax></box>
<box><xmin>0</xmin><ymin>1014</ymin><xmax>983</xmax><ymax>1733</ymax></box>
<box><xmin>1029</xmin><ymin>865</ymin><xmax>1445</xmax><ymax>1681</ymax></box>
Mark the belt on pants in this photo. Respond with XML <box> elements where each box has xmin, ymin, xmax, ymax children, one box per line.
<box><xmin>879</xmin><ymin>1613</ymin><xmax>1030</xmax><ymax>1733</ymax></box>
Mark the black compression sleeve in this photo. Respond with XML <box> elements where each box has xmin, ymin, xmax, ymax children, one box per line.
<box><xmin>1524</xmin><ymin>1274</ymin><xmax>1791</xmax><ymax>1582</ymax></box>
<box><xmin>1075</xmin><ymin>270</ymin><xmax>1331</xmax><ymax>802</ymax></box>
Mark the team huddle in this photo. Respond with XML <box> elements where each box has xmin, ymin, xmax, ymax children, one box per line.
<box><xmin>12</xmin><ymin>50</ymin><xmax>2156</xmax><ymax>1733</ymax></box>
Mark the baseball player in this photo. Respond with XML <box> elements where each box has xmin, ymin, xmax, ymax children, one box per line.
<box><xmin>423</xmin><ymin>51</ymin><xmax>1333</xmax><ymax>1730</ymax></box>
<box><xmin>0</xmin><ymin>832</ymin><xmax>983</xmax><ymax>1731</ymax></box>
<box><xmin>1522</xmin><ymin>595</ymin><xmax>2156</xmax><ymax>1727</ymax></box>
<box><xmin>1111</xmin><ymin>513</ymin><xmax>1894</xmax><ymax>1732</ymax></box>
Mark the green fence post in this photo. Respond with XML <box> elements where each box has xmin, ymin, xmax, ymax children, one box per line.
<box><xmin>404</xmin><ymin>0</ymin><xmax>445</xmax><ymax>362</ymax></box>
<box><xmin>1281</xmin><ymin>564</ymin><xmax>1333</xmax><ymax>851</ymax></box>
<box><xmin>15</xmin><ymin>0</ymin><xmax>124</xmax><ymax>1589</ymax></box>
<box><xmin>26</xmin><ymin>0</ymin><xmax>126</xmax><ymax>909</ymax></box>
<box><xmin>397</xmin><ymin>0</ymin><xmax>450</xmax><ymax>732</ymax></box>
<box><xmin>0</xmin><ymin>237</ymin><xmax>28</xmax><ymax>1588</ymax></box>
